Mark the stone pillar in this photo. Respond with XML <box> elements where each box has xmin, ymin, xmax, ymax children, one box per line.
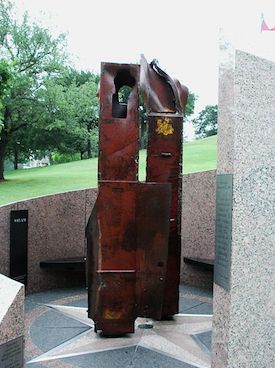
<box><xmin>211</xmin><ymin>42</ymin><xmax>274</xmax><ymax>368</ymax></box>
<box><xmin>0</xmin><ymin>274</ymin><xmax>24</xmax><ymax>367</ymax></box>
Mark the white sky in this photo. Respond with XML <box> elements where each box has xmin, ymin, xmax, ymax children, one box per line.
<box><xmin>14</xmin><ymin>0</ymin><xmax>275</xmax><ymax>138</ymax></box>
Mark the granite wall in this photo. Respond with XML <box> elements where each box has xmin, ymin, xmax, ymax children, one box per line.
<box><xmin>0</xmin><ymin>203</ymin><xmax>17</xmax><ymax>277</ymax></box>
<box><xmin>0</xmin><ymin>170</ymin><xmax>217</xmax><ymax>294</ymax></box>
<box><xmin>0</xmin><ymin>189</ymin><xmax>97</xmax><ymax>293</ymax></box>
<box><xmin>181</xmin><ymin>170</ymin><xmax>216</xmax><ymax>287</ymax></box>
<box><xmin>211</xmin><ymin>44</ymin><xmax>274</xmax><ymax>368</ymax></box>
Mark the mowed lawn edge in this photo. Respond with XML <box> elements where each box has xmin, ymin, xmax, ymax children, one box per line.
<box><xmin>0</xmin><ymin>135</ymin><xmax>217</xmax><ymax>205</ymax></box>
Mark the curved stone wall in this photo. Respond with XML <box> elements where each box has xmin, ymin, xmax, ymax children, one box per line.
<box><xmin>0</xmin><ymin>189</ymin><xmax>97</xmax><ymax>293</ymax></box>
<box><xmin>0</xmin><ymin>170</ymin><xmax>216</xmax><ymax>293</ymax></box>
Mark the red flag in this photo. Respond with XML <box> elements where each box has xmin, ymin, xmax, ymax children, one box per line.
<box><xmin>261</xmin><ymin>14</ymin><xmax>275</xmax><ymax>32</ymax></box>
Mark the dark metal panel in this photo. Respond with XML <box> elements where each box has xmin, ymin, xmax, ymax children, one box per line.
<box><xmin>0</xmin><ymin>336</ymin><xmax>24</xmax><ymax>368</ymax></box>
<box><xmin>10</xmin><ymin>210</ymin><xmax>28</xmax><ymax>285</ymax></box>
<box><xmin>86</xmin><ymin>200</ymin><xmax>100</xmax><ymax>323</ymax></box>
<box><xmin>214</xmin><ymin>174</ymin><xmax>233</xmax><ymax>290</ymax></box>
<box><xmin>135</xmin><ymin>183</ymin><xmax>171</xmax><ymax>320</ymax></box>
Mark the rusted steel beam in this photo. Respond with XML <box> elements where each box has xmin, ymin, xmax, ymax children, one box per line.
<box><xmin>140</xmin><ymin>55</ymin><xmax>188</xmax><ymax>318</ymax></box>
<box><xmin>86</xmin><ymin>181</ymin><xmax>171</xmax><ymax>334</ymax></box>
<box><xmin>86</xmin><ymin>62</ymin><xmax>172</xmax><ymax>335</ymax></box>
<box><xmin>146</xmin><ymin>114</ymin><xmax>183</xmax><ymax>317</ymax></box>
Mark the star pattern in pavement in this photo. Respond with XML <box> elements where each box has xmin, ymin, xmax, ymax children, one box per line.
<box><xmin>27</xmin><ymin>304</ymin><xmax>212</xmax><ymax>368</ymax></box>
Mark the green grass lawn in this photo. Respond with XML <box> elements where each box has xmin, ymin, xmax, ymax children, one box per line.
<box><xmin>0</xmin><ymin>135</ymin><xmax>217</xmax><ymax>206</ymax></box>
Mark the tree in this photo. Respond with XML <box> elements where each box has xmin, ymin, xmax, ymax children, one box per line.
<box><xmin>0</xmin><ymin>0</ymin><xmax>67</xmax><ymax>180</ymax></box>
<box><xmin>57</xmin><ymin>68</ymin><xmax>99</xmax><ymax>158</ymax></box>
<box><xmin>35</xmin><ymin>69</ymin><xmax>99</xmax><ymax>160</ymax></box>
<box><xmin>185</xmin><ymin>91</ymin><xmax>196</xmax><ymax>118</ymax></box>
<box><xmin>192</xmin><ymin>104</ymin><xmax>217</xmax><ymax>138</ymax></box>
<box><xmin>0</xmin><ymin>59</ymin><xmax>12</xmax><ymax>133</ymax></box>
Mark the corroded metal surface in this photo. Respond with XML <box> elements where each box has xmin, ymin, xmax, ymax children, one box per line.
<box><xmin>140</xmin><ymin>56</ymin><xmax>188</xmax><ymax>318</ymax></box>
<box><xmin>87</xmin><ymin>182</ymin><xmax>171</xmax><ymax>334</ymax></box>
<box><xmin>86</xmin><ymin>62</ymin><xmax>173</xmax><ymax>335</ymax></box>
<box><xmin>140</xmin><ymin>54</ymin><xmax>188</xmax><ymax>114</ymax></box>
<box><xmin>86</xmin><ymin>57</ymin><xmax>188</xmax><ymax>335</ymax></box>
<box><xmin>146</xmin><ymin>114</ymin><xmax>183</xmax><ymax>317</ymax></box>
<box><xmin>98</xmin><ymin>63</ymin><xmax>140</xmax><ymax>181</ymax></box>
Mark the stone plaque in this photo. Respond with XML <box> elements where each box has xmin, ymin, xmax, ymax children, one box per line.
<box><xmin>0</xmin><ymin>336</ymin><xmax>24</xmax><ymax>368</ymax></box>
<box><xmin>214</xmin><ymin>174</ymin><xmax>233</xmax><ymax>290</ymax></box>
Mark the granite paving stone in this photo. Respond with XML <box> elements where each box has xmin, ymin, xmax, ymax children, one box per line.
<box><xmin>25</xmin><ymin>285</ymin><xmax>213</xmax><ymax>368</ymax></box>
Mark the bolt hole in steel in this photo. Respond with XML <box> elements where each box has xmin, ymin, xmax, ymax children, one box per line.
<box><xmin>160</xmin><ymin>152</ymin><xmax>172</xmax><ymax>157</ymax></box>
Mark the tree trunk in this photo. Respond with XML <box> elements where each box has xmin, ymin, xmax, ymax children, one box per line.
<box><xmin>87</xmin><ymin>138</ymin><xmax>92</xmax><ymax>159</ymax></box>
<box><xmin>80</xmin><ymin>151</ymin><xmax>84</xmax><ymax>160</ymax></box>
<box><xmin>13</xmin><ymin>145</ymin><xmax>18</xmax><ymax>170</ymax></box>
<box><xmin>0</xmin><ymin>139</ymin><xmax>6</xmax><ymax>181</ymax></box>
<box><xmin>0</xmin><ymin>108</ymin><xmax>10</xmax><ymax>180</ymax></box>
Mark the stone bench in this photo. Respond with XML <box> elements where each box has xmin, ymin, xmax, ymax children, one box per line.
<box><xmin>40</xmin><ymin>257</ymin><xmax>86</xmax><ymax>272</ymax></box>
<box><xmin>183</xmin><ymin>257</ymin><xmax>214</xmax><ymax>271</ymax></box>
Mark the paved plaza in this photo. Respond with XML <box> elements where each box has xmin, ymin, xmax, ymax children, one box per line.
<box><xmin>24</xmin><ymin>285</ymin><xmax>213</xmax><ymax>368</ymax></box>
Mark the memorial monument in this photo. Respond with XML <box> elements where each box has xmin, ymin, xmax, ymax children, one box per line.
<box><xmin>86</xmin><ymin>55</ymin><xmax>188</xmax><ymax>335</ymax></box>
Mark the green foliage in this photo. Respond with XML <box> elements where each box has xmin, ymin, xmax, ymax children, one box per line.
<box><xmin>0</xmin><ymin>0</ymin><xmax>198</xmax><ymax>180</ymax></box>
<box><xmin>185</xmin><ymin>91</ymin><xmax>196</xmax><ymax>117</ymax></box>
<box><xmin>192</xmin><ymin>105</ymin><xmax>218</xmax><ymax>138</ymax></box>
<box><xmin>0</xmin><ymin>0</ymin><xmax>68</xmax><ymax>178</ymax></box>
<box><xmin>36</xmin><ymin>70</ymin><xmax>99</xmax><ymax>156</ymax></box>
<box><xmin>89</xmin><ymin>129</ymin><xmax>99</xmax><ymax>157</ymax></box>
<box><xmin>0</xmin><ymin>1</ymin><xmax>100</xmax><ymax>179</ymax></box>
<box><xmin>0</xmin><ymin>59</ymin><xmax>13</xmax><ymax>128</ymax></box>
<box><xmin>50</xmin><ymin>151</ymin><xmax>80</xmax><ymax>164</ymax></box>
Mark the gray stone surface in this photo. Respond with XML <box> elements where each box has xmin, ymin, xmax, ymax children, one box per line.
<box><xmin>0</xmin><ymin>203</ymin><xmax>17</xmax><ymax>276</ymax></box>
<box><xmin>18</xmin><ymin>190</ymin><xmax>87</xmax><ymax>293</ymax></box>
<box><xmin>85</xmin><ymin>189</ymin><xmax>98</xmax><ymax>226</ymax></box>
<box><xmin>0</xmin><ymin>189</ymin><xmax>98</xmax><ymax>294</ymax></box>
<box><xmin>25</xmin><ymin>285</ymin><xmax>213</xmax><ymax>368</ymax></box>
<box><xmin>181</xmin><ymin>170</ymin><xmax>216</xmax><ymax>288</ymax></box>
<box><xmin>0</xmin><ymin>274</ymin><xmax>24</xmax><ymax>345</ymax></box>
<box><xmin>211</xmin><ymin>43</ymin><xmax>275</xmax><ymax>368</ymax></box>
<box><xmin>0</xmin><ymin>174</ymin><xmax>217</xmax><ymax>293</ymax></box>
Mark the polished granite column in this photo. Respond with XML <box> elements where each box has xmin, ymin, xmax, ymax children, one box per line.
<box><xmin>211</xmin><ymin>41</ymin><xmax>274</xmax><ymax>368</ymax></box>
<box><xmin>0</xmin><ymin>274</ymin><xmax>24</xmax><ymax>367</ymax></box>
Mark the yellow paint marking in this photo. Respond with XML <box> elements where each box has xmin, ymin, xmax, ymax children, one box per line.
<box><xmin>103</xmin><ymin>308</ymin><xmax>123</xmax><ymax>320</ymax></box>
<box><xmin>155</xmin><ymin>118</ymin><xmax>174</xmax><ymax>136</ymax></box>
